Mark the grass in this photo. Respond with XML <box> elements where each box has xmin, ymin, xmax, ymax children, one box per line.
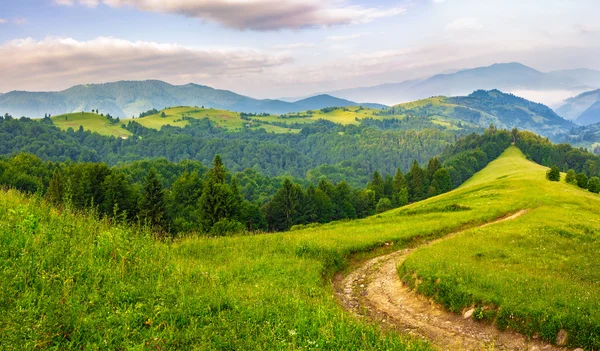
<box><xmin>127</xmin><ymin>107</ymin><xmax>299</xmax><ymax>134</ymax></box>
<box><xmin>51</xmin><ymin>113</ymin><xmax>131</xmax><ymax>138</ymax></box>
<box><xmin>399</xmin><ymin>146</ymin><xmax>600</xmax><ymax>349</ymax></box>
<box><xmin>2</xmin><ymin>146</ymin><xmax>598</xmax><ymax>349</ymax></box>
<box><xmin>258</xmin><ymin>106</ymin><xmax>385</xmax><ymax>126</ymax></box>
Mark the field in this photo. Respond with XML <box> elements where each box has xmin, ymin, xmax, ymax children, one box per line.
<box><xmin>2</xmin><ymin>146</ymin><xmax>598</xmax><ymax>349</ymax></box>
<box><xmin>51</xmin><ymin>113</ymin><xmax>131</xmax><ymax>138</ymax></box>
<box><xmin>399</xmin><ymin>147</ymin><xmax>600</xmax><ymax>348</ymax></box>
<box><xmin>129</xmin><ymin>107</ymin><xmax>298</xmax><ymax>134</ymax></box>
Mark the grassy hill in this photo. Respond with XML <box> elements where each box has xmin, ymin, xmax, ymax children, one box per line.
<box><xmin>2</xmin><ymin>146</ymin><xmax>599</xmax><ymax>349</ymax></box>
<box><xmin>51</xmin><ymin>112</ymin><xmax>131</xmax><ymax>138</ymax></box>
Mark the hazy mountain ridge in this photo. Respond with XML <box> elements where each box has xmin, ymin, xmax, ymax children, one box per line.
<box><xmin>555</xmin><ymin>89</ymin><xmax>600</xmax><ymax>125</ymax></box>
<box><xmin>0</xmin><ymin>81</ymin><xmax>385</xmax><ymax>118</ymax></box>
<box><xmin>327</xmin><ymin>63</ymin><xmax>598</xmax><ymax>106</ymax></box>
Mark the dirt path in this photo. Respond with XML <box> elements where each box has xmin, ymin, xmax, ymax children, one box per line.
<box><xmin>335</xmin><ymin>210</ymin><xmax>577</xmax><ymax>351</ymax></box>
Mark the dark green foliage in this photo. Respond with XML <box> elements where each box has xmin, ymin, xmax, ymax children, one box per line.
<box><xmin>368</xmin><ymin>171</ymin><xmax>385</xmax><ymax>202</ymax></box>
<box><xmin>392</xmin><ymin>168</ymin><xmax>409</xmax><ymax>207</ymax></box>
<box><xmin>576</xmin><ymin>173</ymin><xmax>589</xmax><ymax>189</ymax></box>
<box><xmin>264</xmin><ymin>178</ymin><xmax>302</xmax><ymax>231</ymax></box>
<box><xmin>138</xmin><ymin>169</ymin><xmax>169</xmax><ymax>232</ymax></box>
<box><xmin>101</xmin><ymin>172</ymin><xmax>136</xmax><ymax>219</ymax></box>
<box><xmin>407</xmin><ymin>160</ymin><xmax>425</xmax><ymax>202</ymax></box>
<box><xmin>198</xmin><ymin>156</ymin><xmax>238</xmax><ymax>232</ymax></box>
<box><xmin>431</xmin><ymin>168</ymin><xmax>452</xmax><ymax>195</ymax></box>
<box><xmin>168</xmin><ymin>171</ymin><xmax>203</xmax><ymax>233</ymax></box>
<box><xmin>588</xmin><ymin>176</ymin><xmax>600</xmax><ymax>193</ymax></box>
<box><xmin>565</xmin><ymin>169</ymin><xmax>577</xmax><ymax>184</ymax></box>
<box><xmin>376</xmin><ymin>198</ymin><xmax>393</xmax><ymax>213</ymax></box>
<box><xmin>546</xmin><ymin>165</ymin><xmax>561</xmax><ymax>182</ymax></box>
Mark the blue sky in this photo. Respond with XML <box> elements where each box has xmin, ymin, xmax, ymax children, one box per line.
<box><xmin>1</xmin><ymin>0</ymin><xmax>599</xmax><ymax>98</ymax></box>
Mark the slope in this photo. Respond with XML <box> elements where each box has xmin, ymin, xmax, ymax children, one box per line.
<box><xmin>0</xmin><ymin>81</ymin><xmax>384</xmax><ymax>118</ymax></box>
<box><xmin>51</xmin><ymin>112</ymin><xmax>131</xmax><ymax>138</ymax></box>
<box><xmin>382</xmin><ymin>90</ymin><xmax>574</xmax><ymax>136</ymax></box>
<box><xmin>2</xmin><ymin>142</ymin><xmax>599</xmax><ymax>349</ymax></box>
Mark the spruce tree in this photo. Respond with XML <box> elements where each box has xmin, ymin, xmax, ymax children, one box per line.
<box><xmin>576</xmin><ymin>173</ymin><xmax>589</xmax><ymax>189</ymax></box>
<box><xmin>138</xmin><ymin>168</ymin><xmax>168</xmax><ymax>232</ymax></box>
<box><xmin>101</xmin><ymin>172</ymin><xmax>134</xmax><ymax>220</ymax></box>
<box><xmin>46</xmin><ymin>168</ymin><xmax>65</xmax><ymax>205</ymax></box>
<box><xmin>368</xmin><ymin>171</ymin><xmax>385</xmax><ymax>202</ymax></box>
<box><xmin>264</xmin><ymin>178</ymin><xmax>301</xmax><ymax>231</ymax></box>
<box><xmin>432</xmin><ymin>168</ymin><xmax>452</xmax><ymax>195</ymax></box>
<box><xmin>392</xmin><ymin>168</ymin><xmax>408</xmax><ymax>207</ymax></box>
<box><xmin>425</xmin><ymin>157</ymin><xmax>442</xmax><ymax>186</ymax></box>
<box><xmin>198</xmin><ymin>155</ymin><xmax>237</xmax><ymax>232</ymax></box>
<box><xmin>407</xmin><ymin>160</ymin><xmax>425</xmax><ymax>202</ymax></box>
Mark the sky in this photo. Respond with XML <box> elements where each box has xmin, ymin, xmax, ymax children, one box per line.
<box><xmin>1</xmin><ymin>0</ymin><xmax>600</xmax><ymax>98</ymax></box>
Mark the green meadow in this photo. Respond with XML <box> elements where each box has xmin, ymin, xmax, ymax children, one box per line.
<box><xmin>51</xmin><ymin>113</ymin><xmax>132</xmax><ymax>138</ymax></box>
<box><xmin>399</xmin><ymin>146</ymin><xmax>600</xmax><ymax>349</ymax></box>
<box><xmin>1</xmin><ymin>146</ymin><xmax>599</xmax><ymax>349</ymax></box>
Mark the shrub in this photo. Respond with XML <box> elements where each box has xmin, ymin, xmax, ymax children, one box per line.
<box><xmin>576</xmin><ymin>173</ymin><xmax>589</xmax><ymax>189</ymax></box>
<box><xmin>565</xmin><ymin>169</ymin><xmax>577</xmax><ymax>184</ymax></box>
<box><xmin>210</xmin><ymin>219</ymin><xmax>245</xmax><ymax>236</ymax></box>
<box><xmin>546</xmin><ymin>165</ymin><xmax>560</xmax><ymax>182</ymax></box>
<box><xmin>588</xmin><ymin>176</ymin><xmax>600</xmax><ymax>193</ymax></box>
<box><xmin>376</xmin><ymin>197</ymin><xmax>393</xmax><ymax>213</ymax></box>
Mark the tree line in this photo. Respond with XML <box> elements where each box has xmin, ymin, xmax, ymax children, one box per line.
<box><xmin>0</xmin><ymin>125</ymin><xmax>521</xmax><ymax>236</ymax></box>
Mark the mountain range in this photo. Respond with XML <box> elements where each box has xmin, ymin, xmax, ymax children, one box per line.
<box><xmin>325</xmin><ymin>63</ymin><xmax>599</xmax><ymax>107</ymax></box>
<box><xmin>0</xmin><ymin>81</ymin><xmax>386</xmax><ymax>118</ymax></box>
<box><xmin>555</xmin><ymin>89</ymin><xmax>600</xmax><ymax>125</ymax></box>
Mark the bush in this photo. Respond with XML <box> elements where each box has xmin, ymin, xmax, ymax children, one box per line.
<box><xmin>576</xmin><ymin>173</ymin><xmax>589</xmax><ymax>189</ymax></box>
<box><xmin>210</xmin><ymin>219</ymin><xmax>245</xmax><ymax>236</ymax></box>
<box><xmin>376</xmin><ymin>197</ymin><xmax>393</xmax><ymax>214</ymax></box>
<box><xmin>546</xmin><ymin>165</ymin><xmax>560</xmax><ymax>182</ymax></box>
<box><xmin>588</xmin><ymin>177</ymin><xmax>600</xmax><ymax>194</ymax></box>
<box><xmin>565</xmin><ymin>169</ymin><xmax>577</xmax><ymax>184</ymax></box>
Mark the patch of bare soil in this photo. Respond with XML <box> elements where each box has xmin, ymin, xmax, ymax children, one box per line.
<box><xmin>335</xmin><ymin>210</ymin><xmax>578</xmax><ymax>351</ymax></box>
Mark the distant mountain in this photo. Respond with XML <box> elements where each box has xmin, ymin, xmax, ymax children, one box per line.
<box><xmin>327</xmin><ymin>63</ymin><xmax>594</xmax><ymax>106</ymax></box>
<box><xmin>555</xmin><ymin>89</ymin><xmax>600</xmax><ymax>125</ymax></box>
<box><xmin>383</xmin><ymin>89</ymin><xmax>575</xmax><ymax>137</ymax></box>
<box><xmin>0</xmin><ymin>81</ymin><xmax>385</xmax><ymax>118</ymax></box>
<box><xmin>293</xmin><ymin>94</ymin><xmax>386</xmax><ymax>110</ymax></box>
<box><xmin>553</xmin><ymin>122</ymin><xmax>600</xmax><ymax>154</ymax></box>
<box><xmin>548</xmin><ymin>69</ymin><xmax>600</xmax><ymax>89</ymax></box>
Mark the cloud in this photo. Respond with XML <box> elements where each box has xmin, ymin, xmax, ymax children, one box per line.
<box><xmin>54</xmin><ymin>0</ymin><xmax>405</xmax><ymax>31</ymax></box>
<box><xmin>0</xmin><ymin>37</ymin><xmax>291</xmax><ymax>92</ymax></box>
<box><xmin>447</xmin><ymin>17</ymin><xmax>483</xmax><ymax>32</ymax></box>
<box><xmin>0</xmin><ymin>19</ymin><xmax>6</xmax><ymax>24</ymax></box>
<box><xmin>327</xmin><ymin>32</ymin><xmax>372</xmax><ymax>41</ymax></box>
<box><xmin>274</xmin><ymin>42</ymin><xmax>315</xmax><ymax>50</ymax></box>
<box><xmin>13</xmin><ymin>17</ymin><xmax>28</xmax><ymax>25</ymax></box>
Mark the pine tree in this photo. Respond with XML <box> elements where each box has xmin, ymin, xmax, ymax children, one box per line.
<box><xmin>432</xmin><ymin>168</ymin><xmax>452</xmax><ymax>195</ymax></box>
<box><xmin>138</xmin><ymin>168</ymin><xmax>168</xmax><ymax>232</ymax></box>
<box><xmin>46</xmin><ymin>168</ymin><xmax>65</xmax><ymax>205</ymax></box>
<box><xmin>368</xmin><ymin>171</ymin><xmax>385</xmax><ymax>202</ymax></box>
<box><xmin>198</xmin><ymin>156</ymin><xmax>237</xmax><ymax>232</ymax></box>
<box><xmin>392</xmin><ymin>168</ymin><xmax>408</xmax><ymax>207</ymax></box>
<box><xmin>407</xmin><ymin>160</ymin><xmax>425</xmax><ymax>202</ymax></box>
<box><xmin>425</xmin><ymin>157</ymin><xmax>442</xmax><ymax>186</ymax></box>
<box><xmin>101</xmin><ymin>172</ymin><xmax>134</xmax><ymax>220</ymax></box>
<box><xmin>264</xmin><ymin>178</ymin><xmax>301</xmax><ymax>231</ymax></box>
<box><xmin>169</xmin><ymin>171</ymin><xmax>203</xmax><ymax>232</ymax></box>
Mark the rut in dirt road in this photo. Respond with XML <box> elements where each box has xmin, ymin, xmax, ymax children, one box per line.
<box><xmin>335</xmin><ymin>210</ymin><xmax>578</xmax><ymax>351</ymax></box>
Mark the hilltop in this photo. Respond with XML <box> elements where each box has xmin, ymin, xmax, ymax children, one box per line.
<box><xmin>0</xmin><ymin>80</ymin><xmax>385</xmax><ymax>118</ymax></box>
<box><xmin>48</xmin><ymin>90</ymin><xmax>574</xmax><ymax>139</ymax></box>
